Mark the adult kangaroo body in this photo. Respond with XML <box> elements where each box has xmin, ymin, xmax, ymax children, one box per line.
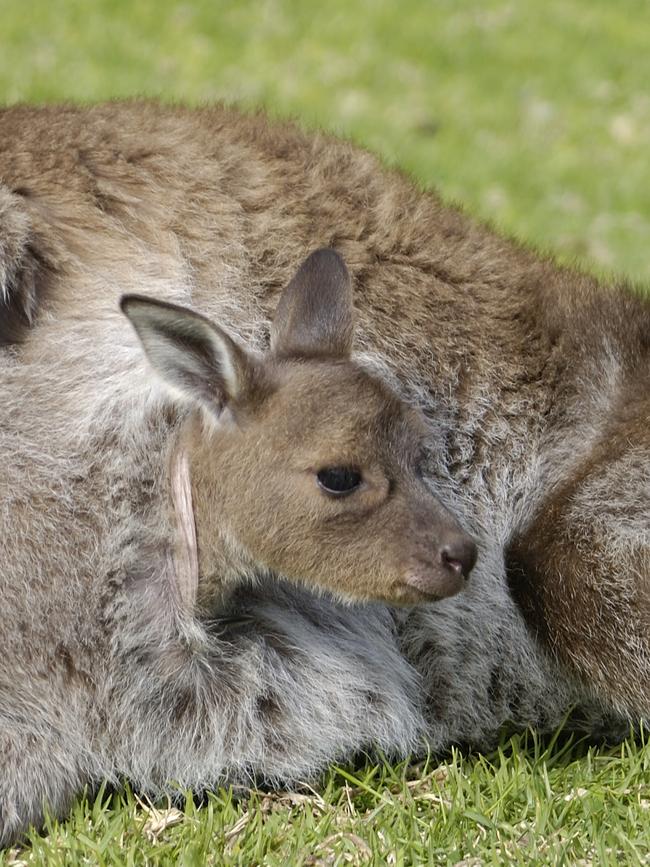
<box><xmin>0</xmin><ymin>101</ymin><xmax>648</xmax><ymax>844</ymax></box>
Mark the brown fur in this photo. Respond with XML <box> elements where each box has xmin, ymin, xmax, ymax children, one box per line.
<box><xmin>507</xmin><ymin>376</ymin><xmax>650</xmax><ymax>709</ymax></box>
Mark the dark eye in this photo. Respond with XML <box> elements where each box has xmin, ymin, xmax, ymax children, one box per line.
<box><xmin>317</xmin><ymin>467</ymin><xmax>363</xmax><ymax>497</ymax></box>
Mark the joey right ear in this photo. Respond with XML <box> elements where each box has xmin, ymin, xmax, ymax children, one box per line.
<box><xmin>271</xmin><ymin>248</ymin><xmax>355</xmax><ymax>360</ymax></box>
<box><xmin>121</xmin><ymin>295</ymin><xmax>258</xmax><ymax>415</ymax></box>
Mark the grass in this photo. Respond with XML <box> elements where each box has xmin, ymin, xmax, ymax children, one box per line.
<box><xmin>5</xmin><ymin>732</ymin><xmax>650</xmax><ymax>865</ymax></box>
<box><xmin>1</xmin><ymin>0</ymin><xmax>649</xmax><ymax>862</ymax></box>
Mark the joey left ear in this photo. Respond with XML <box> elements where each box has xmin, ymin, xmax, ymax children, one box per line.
<box><xmin>271</xmin><ymin>248</ymin><xmax>355</xmax><ymax>360</ymax></box>
<box><xmin>120</xmin><ymin>295</ymin><xmax>256</xmax><ymax>415</ymax></box>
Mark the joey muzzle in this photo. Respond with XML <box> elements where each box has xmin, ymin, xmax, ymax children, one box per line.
<box><xmin>403</xmin><ymin>529</ymin><xmax>477</xmax><ymax>600</ymax></box>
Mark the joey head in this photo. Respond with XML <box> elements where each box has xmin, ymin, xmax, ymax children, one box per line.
<box><xmin>122</xmin><ymin>249</ymin><xmax>477</xmax><ymax>607</ymax></box>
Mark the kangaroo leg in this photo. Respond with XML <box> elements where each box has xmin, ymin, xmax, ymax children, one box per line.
<box><xmin>506</xmin><ymin>415</ymin><xmax>650</xmax><ymax>716</ymax></box>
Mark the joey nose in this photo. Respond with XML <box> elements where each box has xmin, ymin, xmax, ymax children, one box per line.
<box><xmin>440</xmin><ymin>536</ymin><xmax>478</xmax><ymax>581</ymax></box>
<box><xmin>402</xmin><ymin>531</ymin><xmax>478</xmax><ymax>602</ymax></box>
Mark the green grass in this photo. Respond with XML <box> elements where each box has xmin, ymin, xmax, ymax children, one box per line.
<box><xmin>5</xmin><ymin>732</ymin><xmax>650</xmax><ymax>865</ymax></box>
<box><xmin>2</xmin><ymin>0</ymin><xmax>650</xmax><ymax>862</ymax></box>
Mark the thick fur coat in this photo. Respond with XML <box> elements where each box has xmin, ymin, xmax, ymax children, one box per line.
<box><xmin>0</xmin><ymin>102</ymin><xmax>648</xmax><ymax>844</ymax></box>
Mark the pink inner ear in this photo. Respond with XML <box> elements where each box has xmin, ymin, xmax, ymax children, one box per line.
<box><xmin>169</xmin><ymin>446</ymin><xmax>199</xmax><ymax>613</ymax></box>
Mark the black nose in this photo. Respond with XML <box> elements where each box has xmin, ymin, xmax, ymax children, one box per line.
<box><xmin>439</xmin><ymin>536</ymin><xmax>477</xmax><ymax>581</ymax></box>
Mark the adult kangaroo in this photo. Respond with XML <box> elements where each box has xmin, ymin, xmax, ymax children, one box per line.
<box><xmin>0</xmin><ymin>101</ymin><xmax>648</xmax><ymax>844</ymax></box>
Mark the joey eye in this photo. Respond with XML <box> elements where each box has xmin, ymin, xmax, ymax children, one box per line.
<box><xmin>316</xmin><ymin>467</ymin><xmax>362</xmax><ymax>497</ymax></box>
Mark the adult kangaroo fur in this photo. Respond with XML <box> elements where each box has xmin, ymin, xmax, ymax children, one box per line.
<box><xmin>0</xmin><ymin>101</ymin><xmax>648</xmax><ymax>844</ymax></box>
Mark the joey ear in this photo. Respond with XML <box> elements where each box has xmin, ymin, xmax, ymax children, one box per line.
<box><xmin>121</xmin><ymin>295</ymin><xmax>255</xmax><ymax>414</ymax></box>
<box><xmin>271</xmin><ymin>248</ymin><xmax>354</xmax><ymax>359</ymax></box>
